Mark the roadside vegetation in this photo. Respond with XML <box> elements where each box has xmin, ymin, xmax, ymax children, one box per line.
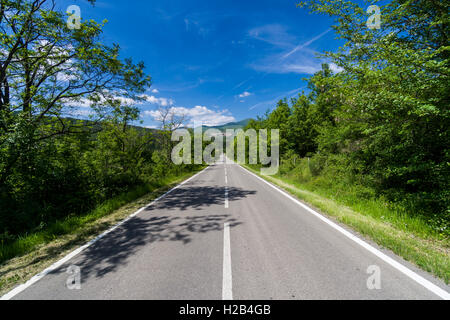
<box><xmin>0</xmin><ymin>167</ymin><xmax>203</xmax><ymax>265</ymax></box>
<box><xmin>0</xmin><ymin>169</ymin><xmax>204</xmax><ymax>295</ymax></box>
<box><xmin>0</xmin><ymin>0</ymin><xmax>448</xmax><ymax>290</ymax></box>
<box><xmin>0</xmin><ymin>0</ymin><xmax>201</xmax><ymax>267</ymax></box>
<box><xmin>240</xmin><ymin>0</ymin><xmax>449</xmax><ymax>281</ymax></box>
<box><xmin>244</xmin><ymin>163</ymin><xmax>449</xmax><ymax>283</ymax></box>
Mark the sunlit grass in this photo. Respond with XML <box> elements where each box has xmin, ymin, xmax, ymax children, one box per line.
<box><xmin>244</xmin><ymin>164</ymin><xmax>450</xmax><ymax>283</ymax></box>
<box><xmin>0</xmin><ymin>169</ymin><xmax>203</xmax><ymax>266</ymax></box>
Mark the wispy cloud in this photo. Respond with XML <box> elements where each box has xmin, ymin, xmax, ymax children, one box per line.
<box><xmin>233</xmin><ymin>78</ymin><xmax>253</xmax><ymax>90</ymax></box>
<box><xmin>248</xmin><ymin>24</ymin><xmax>296</xmax><ymax>48</ymax></box>
<box><xmin>282</xmin><ymin>28</ymin><xmax>332</xmax><ymax>60</ymax></box>
<box><xmin>248</xmin><ymin>26</ymin><xmax>333</xmax><ymax>75</ymax></box>
<box><xmin>155</xmin><ymin>8</ymin><xmax>181</xmax><ymax>21</ymax></box>
<box><xmin>184</xmin><ymin>12</ymin><xmax>216</xmax><ymax>38</ymax></box>
<box><xmin>249</xmin><ymin>87</ymin><xmax>305</xmax><ymax>110</ymax></box>
<box><xmin>250</xmin><ymin>57</ymin><xmax>321</xmax><ymax>75</ymax></box>
<box><xmin>157</xmin><ymin>77</ymin><xmax>223</xmax><ymax>93</ymax></box>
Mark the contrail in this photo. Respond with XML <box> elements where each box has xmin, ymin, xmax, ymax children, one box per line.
<box><xmin>282</xmin><ymin>28</ymin><xmax>332</xmax><ymax>60</ymax></box>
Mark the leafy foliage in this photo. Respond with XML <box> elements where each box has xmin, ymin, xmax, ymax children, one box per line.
<box><xmin>0</xmin><ymin>1</ymin><xmax>200</xmax><ymax>244</ymax></box>
<box><xmin>246</xmin><ymin>0</ymin><xmax>449</xmax><ymax>235</ymax></box>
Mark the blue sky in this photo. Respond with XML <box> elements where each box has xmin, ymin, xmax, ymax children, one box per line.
<box><xmin>60</xmin><ymin>0</ymin><xmax>343</xmax><ymax>127</ymax></box>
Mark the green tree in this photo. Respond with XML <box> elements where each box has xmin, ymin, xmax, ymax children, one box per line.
<box><xmin>0</xmin><ymin>0</ymin><xmax>152</xmax><ymax>239</ymax></box>
<box><xmin>0</xmin><ymin>0</ymin><xmax>151</xmax><ymax>185</ymax></box>
<box><xmin>266</xmin><ymin>99</ymin><xmax>291</xmax><ymax>154</ymax></box>
<box><xmin>287</xmin><ymin>94</ymin><xmax>317</xmax><ymax>157</ymax></box>
<box><xmin>298</xmin><ymin>0</ymin><xmax>449</xmax><ymax>221</ymax></box>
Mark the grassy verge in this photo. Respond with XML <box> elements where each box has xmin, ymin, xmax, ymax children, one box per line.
<box><xmin>0</xmin><ymin>168</ymin><xmax>204</xmax><ymax>296</ymax></box>
<box><xmin>244</xmin><ymin>164</ymin><xmax>450</xmax><ymax>284</ymax></box>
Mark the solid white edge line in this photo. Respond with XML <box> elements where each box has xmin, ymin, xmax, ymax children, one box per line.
<box><xmin>1</xmin><ymin>166</ymin><xmax>210</xmax><ymax>301</ymax></box>
<box><xmin>238</xmin><ymin>164</ymin><xmax>450</xmax><ymax>300</ymax></box>
<box><xmin>222</xmin><ymin>222</ymin><xmax>233</xmax><ymax>300</ymax></box>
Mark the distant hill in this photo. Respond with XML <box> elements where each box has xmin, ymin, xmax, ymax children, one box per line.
<box><xmin>207</xmin><ymin>118</ymin><xmax>252</xmax><ymax>131</ymax></box>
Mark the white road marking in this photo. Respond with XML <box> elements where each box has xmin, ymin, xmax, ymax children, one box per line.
<box><xmin>225</xmin><ymin>186</ymin><xmax>229</xmax><ymax>209</ymax></box>
<box><xmin>1</xmin><ymin>166</ymin><xmax>211</xmax><ymax>301</ymax></box>
<box><xmin>222</xmin><ymin>222</ymin><xmax>233</xmax><ymax>300</ymax></box>
<box><xmin>238</xmin><ymin>165</ymin><xmax>450</xmax><ymax>300</ymax></box>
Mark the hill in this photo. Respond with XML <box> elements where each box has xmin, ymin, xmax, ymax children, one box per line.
<box><xmin>207</xmin><ymin>118</ymin><xmax>252</xmax><ymax>131</ymax></box>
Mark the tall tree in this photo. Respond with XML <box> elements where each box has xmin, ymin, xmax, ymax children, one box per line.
<box><xmin>0</xmin><ymin>0</ymin><xmax>152</xmax><ymax>184</ymax></box>
<box><xmin>298</xmin><ymin>0</ymin><xmax>450</xmax><ymax>215</ymax></box>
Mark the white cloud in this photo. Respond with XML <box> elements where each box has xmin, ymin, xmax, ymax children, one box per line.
<box><xmin>56</xmin><ymin>71</ymin><xmax>79</xmax><ymax>82</ymax></box>
<box><xmin>143</xmin><ymin>105</ymin><xmax>235</xmax><ymax>127</ymax></box>
<box><xmin>329</xmin><ymin>63</ymin><xmax>344</xmax><ymax>73</ymax></box>
<box><xmin>145</xmin><ymin>95</ymin><xmax>174</xmax><ymax>107</ymax></box>
<box><xmin>151</xmin><ymin>88</ymin><xmax>159</xmax><ymax>94</ymax></box>
<box><xmin>64</xmin><ymin>107</ymin><xmax>95</xmax><ymax>118</ymax></box>
<box><xmin>64</xmin><ymin>94</ymin><xmax>153</xmax><ymax>109</ymax></box>
<box><xmin>238</xmin><ymin>91</ymin><xmax>252</xmax><ymax>98</ymax></box>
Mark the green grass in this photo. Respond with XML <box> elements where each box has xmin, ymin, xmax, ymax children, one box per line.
<box><xmin>0</xmin><ymin>168</ymin><xmax>204</xmax><ymax>265</ymax></box>
<box><xmin>244</xmin><ymin>164</ymin><xmax>450</xmax><ymax>284</ymax></box>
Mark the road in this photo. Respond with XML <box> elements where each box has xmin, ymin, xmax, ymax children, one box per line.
<box><xmin>5</xmin><ymin>158</ymin><xmax>450</xmax><ymax>300</ymax></box>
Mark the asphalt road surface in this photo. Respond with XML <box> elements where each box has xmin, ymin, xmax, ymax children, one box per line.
<box><xmin>5</xmin><ymin>158</ymin><xmax>450</xmax><ymax>300</ymax></box>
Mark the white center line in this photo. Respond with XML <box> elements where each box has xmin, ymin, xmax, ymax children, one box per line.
<box><xmin>224</xmin><ymin>163</ymin><xmax>229</xmax><ymax>207</ymax></box>
<box><xmin>222</xmin><ymin>222</ymin><xmax>233</xmax><ymax>300</ymax></box>
<box><xmin>225</xmin><ymin>162</ymin><xmax>228</xmax><ymax>184</ymax></box>
<box><xmin>224</xmin><ymin>186</ymin><xmax>229</xmax><ymax>208</ymax></box>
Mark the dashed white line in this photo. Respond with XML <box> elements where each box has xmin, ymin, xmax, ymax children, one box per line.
<box><xmin>222</xmin><ymin>222</ymin><xmax>233</xmax><ymax>300</ymax></box>
<box><xmin>224</xmin><ymin>186</ymin><xmax>229</xmax><ymax>209</ymax></box>
<box><xmin>224</xmin><ymin>163</ymin><xmax>229</xmax><ymax>208</ymax></box>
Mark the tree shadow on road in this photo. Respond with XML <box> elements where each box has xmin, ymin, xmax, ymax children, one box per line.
<box><xmin>50</xmin><ymin>185</ymin><xmax>255</xmax><ymax>282</ymax></box>
<box><xmin>148</xmin><ymin>185</ymin><xmax>256</xmax><ymax>211</ymax></box>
